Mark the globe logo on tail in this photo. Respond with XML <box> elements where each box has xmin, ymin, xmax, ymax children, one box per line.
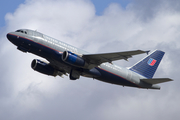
<box><xmin>148</xmin><ymin>58</ymin><xmax>157</xmax><ymax>66</ymax></box>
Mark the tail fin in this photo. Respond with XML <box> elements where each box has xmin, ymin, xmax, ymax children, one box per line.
<box><xmin>129</xmin><ymin>50</ymin><xmax>165</xmax><ymax>78</ymax></box>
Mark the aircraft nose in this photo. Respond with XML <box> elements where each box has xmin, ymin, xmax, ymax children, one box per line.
<box><xmin>6</xmin><ymin>33</ymin><xmax>13</xmax><ymax>41</ymax></box>
<box><xmin>7</xmin><ymin>32</ymin><xmax>19</xmax><ymax>46</ymax></box>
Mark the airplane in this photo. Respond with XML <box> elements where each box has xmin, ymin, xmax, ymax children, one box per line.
<box><xmin>6</xmin><ymin>29</ymin><xmax>172</xmax><ymax>90</ymax></box>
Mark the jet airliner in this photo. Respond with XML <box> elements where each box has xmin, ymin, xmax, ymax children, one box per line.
<box><xmin>7</xmin><ymin>29</ymin><xmax>172</xmax><ymax>89</ymax></box>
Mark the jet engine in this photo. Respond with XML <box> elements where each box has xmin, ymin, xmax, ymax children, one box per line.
<box><xmin>62</xmin><ymin>51</ymin><xmax>88</xmax><ymax>68</ymax></box>
<box><xmin>31</xmin><ymin>59</ymin><xmax>58</xmax><ymax>76</ymax></box>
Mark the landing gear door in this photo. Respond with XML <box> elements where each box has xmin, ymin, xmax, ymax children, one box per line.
<box><xmin>70</xmin><ymin>69</ymin><xmax>80</xmax><ymax>80</ymax></box>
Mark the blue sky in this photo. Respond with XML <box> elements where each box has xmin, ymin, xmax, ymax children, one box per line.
<box><xmin>0</xmin><ymin>0</ymin><xmax>25</xmax><ymax>27</ymax></box>
<box><xmin>91</xmin><ymin>0</ymin><xmax>131</xmax><ymax>15</ymax></box>
<box><xmin>0</xmin><ymin>0</ymin><xmax>131</xmax><ymax>27</ymax></box>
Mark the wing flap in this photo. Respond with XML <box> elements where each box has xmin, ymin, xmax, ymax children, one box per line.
<box><xmin>141</xmin><ymin>78</ymin><xmax>173</xmax><ymax>84</ymax></box>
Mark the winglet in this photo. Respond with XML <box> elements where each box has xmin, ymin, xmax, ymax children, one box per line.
<box><xmin>146</xmin><ymin>50</ymin><xmax>150</xmax><ymax>55</ymax></box>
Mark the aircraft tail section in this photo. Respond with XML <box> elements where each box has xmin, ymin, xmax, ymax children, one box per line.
<box><xmin>129</xmin><ymin>50</ymin><xmax>165</xmax><ymax>78</ymax></box>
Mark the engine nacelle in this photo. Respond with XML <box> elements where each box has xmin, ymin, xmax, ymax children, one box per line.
<box><xmin>31</xmin><ymin>59</ymin><xmax>58</xmax><ymax>76</ymax></box>
<box><xmin>62</xmin><ymin>51</ymin><xmax>88</xmax><ymax>68</ymax></box>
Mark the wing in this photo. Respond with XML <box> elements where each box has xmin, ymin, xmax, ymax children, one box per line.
<box><xmin>82</xmin><ymin>50</ymin><xmax>148</xmax><ymax>66</ymax></box>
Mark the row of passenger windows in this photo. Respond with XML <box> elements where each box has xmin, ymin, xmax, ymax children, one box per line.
<box><xmin>15</xmin><ymin>29</ymin><xmax>78</xmax><ymax>53</ymax></box>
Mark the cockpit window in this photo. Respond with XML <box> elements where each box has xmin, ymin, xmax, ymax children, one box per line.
<box><xmin>15</xmin><ymin>30</ymin><xmax>27</xmax><ymax>34</ymax></box>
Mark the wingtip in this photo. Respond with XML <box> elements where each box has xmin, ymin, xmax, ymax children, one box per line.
<box><xmin>145</xmin><ymin>50</ymin><xmax>150</xmax><ymax>55</ymax></box>
<box><xmin>138</xmin><ymin>50</ymin><xmax>150</xmax><ymax>55</ymax></box>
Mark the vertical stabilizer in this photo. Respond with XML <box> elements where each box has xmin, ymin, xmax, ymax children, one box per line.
<box><xmin>129</xmin><ymin>50</ymin><xmax>164</xmax><ymax>78</ymax></box>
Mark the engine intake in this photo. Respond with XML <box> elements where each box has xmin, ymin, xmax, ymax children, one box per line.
<box><xmin>31</xmin><ymin>59</ymin><xmax>58</xmax><ymax>76</ymax></box>
<box><xmin>62</xmin><ymin>51</ymin><xmax>88</xmax><ymax>68</ymax></box>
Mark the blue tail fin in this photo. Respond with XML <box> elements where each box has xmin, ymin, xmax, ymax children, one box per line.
<box><xmin>129</xmin><ymin>50</ymin><xmax>165</xmax><ymax>78</ymax></box>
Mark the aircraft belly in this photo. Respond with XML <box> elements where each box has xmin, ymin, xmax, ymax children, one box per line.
<box><xmin>16</xmin><ymin>36</ymin><xmax>68</xmax><ymax>72</ymax></box>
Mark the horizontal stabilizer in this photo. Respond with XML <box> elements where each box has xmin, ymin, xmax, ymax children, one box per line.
<box><xmin>141</xmin><ymin>78</ymin><xmax>173</xmax><ymax>84</ymax></box>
